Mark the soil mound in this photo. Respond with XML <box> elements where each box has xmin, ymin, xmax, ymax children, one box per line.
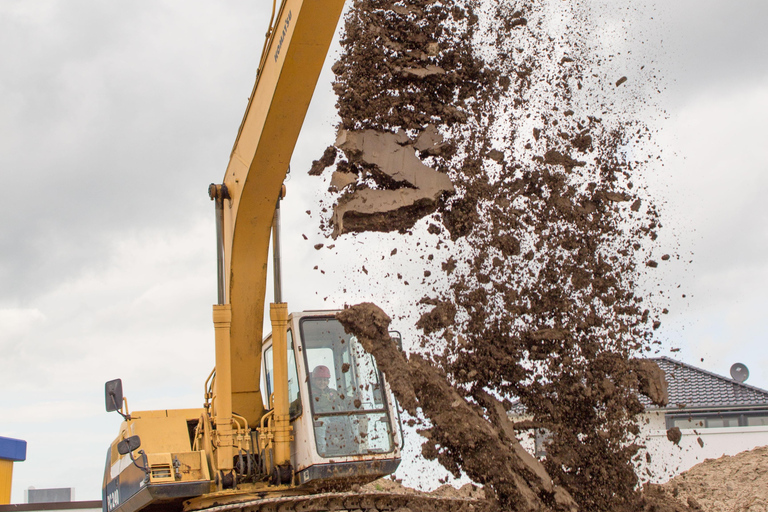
<box><xmin>361</xmin><ymin>477</ymin><xmax>486</xmax><ymax>501</ymax></box>
<box><xmin>656</xmin><ymin>446</ymin><xmax>768</xmax><ymax>511</ymax></box>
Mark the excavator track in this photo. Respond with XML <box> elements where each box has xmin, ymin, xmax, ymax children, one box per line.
<box><xmin>189</xmin><ymin>491</ymin><xmax>490</xmax><ymax>512</ymax></box>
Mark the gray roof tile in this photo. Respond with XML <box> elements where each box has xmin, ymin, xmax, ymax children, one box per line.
<box><xmin>649</xmin><ymin>356</ymin><xmax>768</xmax><ymax>411</ymax></box>
<box><xmin>508</xmin><ymin>357</ymin><xmax>768</xmax><ymax>415</ymax></box>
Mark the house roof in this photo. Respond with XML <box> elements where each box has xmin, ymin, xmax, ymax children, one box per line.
<box><xmin>508</xmin><ymin>356</ymin><xmax>768</xmax><ymax>415</ymax></box>
<box><xmin>649</xmin><ymin>356</ymin><xmax>768</xmax><ymax>411</ymax></box>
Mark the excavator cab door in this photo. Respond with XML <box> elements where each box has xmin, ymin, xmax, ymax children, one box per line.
<box><xmin>298</xmin><ymin>316</ymin><xmax>400</xmax><ymax>459</ymax></box>
<box><xmin>262</xmin><ymin>329</ymin><xmax>303</xmax><ymax>419</ymax></box>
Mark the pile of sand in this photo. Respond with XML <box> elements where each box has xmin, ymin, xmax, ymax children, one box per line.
<box><xmin>655</xmin><ymin>446</ymin><xmax>768</xmax><ymax>511</ymax></box>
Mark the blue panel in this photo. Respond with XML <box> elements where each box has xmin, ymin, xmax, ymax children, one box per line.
<box><xmin>0</xmin><ymin>436</ymin><xmax>27</xmax><ymax>461</ymax></box>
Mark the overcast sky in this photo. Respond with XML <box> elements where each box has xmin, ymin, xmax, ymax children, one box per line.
<box><xmin>1</xmin><ymin>0</ymin><xmax>767</xmax><ymax>503</ymax></box>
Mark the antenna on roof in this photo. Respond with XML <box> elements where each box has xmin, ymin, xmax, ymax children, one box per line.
<box><xmin>730</xmin><ymin>362</ymin><xmax>749</xmax><ymax>383</ymax></box>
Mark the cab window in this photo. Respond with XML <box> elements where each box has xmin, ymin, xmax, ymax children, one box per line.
<box><xmin>263</xmin><ymin>330</ymin><xmax>302</xmax><ymax>420</ymax></box>
<box><xmin>300</xmin><ymin>317</ymin><xmax>395</xmax><ymax>457</ymax></box>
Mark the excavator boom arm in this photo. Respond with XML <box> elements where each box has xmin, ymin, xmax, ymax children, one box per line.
<box><xmin>218</xmin><ymin>0</ymin><xmax>345</xmax><ymax>426</ymax></box>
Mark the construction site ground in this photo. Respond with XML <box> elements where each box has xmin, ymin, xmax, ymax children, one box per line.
<box><xmin>194</xmin><ymin>445</ymin><xmax>764</xmax><ymax>512</ymax></box>
<box><xmin>655</xmin><ymin>445</ymin><xmax>768</xmax><ymax>511</ymax></box>
<box><xmin>360</xmin><ymin>446</ymin><xmax>768</xmax><ymax>512</ymax></box>
<box><xmin>360</xmin><ymin>444</ymin><xmax>768</xmax><ymax>511</ymax></box>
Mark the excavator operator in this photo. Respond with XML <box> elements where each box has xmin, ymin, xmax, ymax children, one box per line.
<box><xmin>310</xmin><ymin>365</ymin><xmax>340</xmax><ymax>413</ymax></box>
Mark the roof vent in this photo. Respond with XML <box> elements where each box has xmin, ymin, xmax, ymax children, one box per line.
<box><xmin>730</xmin><ymin>362</ymin><xmax>749</xmax><ymax>383</ymax></box>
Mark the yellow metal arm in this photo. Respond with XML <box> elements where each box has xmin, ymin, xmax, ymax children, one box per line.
<box><xmin>213</xmin><ymin>0</ymin><xmax>345</xmax><ymax>428</ymax></box>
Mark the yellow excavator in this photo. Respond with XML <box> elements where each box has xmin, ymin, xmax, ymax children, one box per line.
<box><xmin>98</xmin><ymin>1</ymin><xmax>431</xmax><ymax>511</ymax></box>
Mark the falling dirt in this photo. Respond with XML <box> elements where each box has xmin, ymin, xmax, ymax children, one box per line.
<box><xmin>338</xmin><ymin>304</ymin><xmax>690</xmax><ymax>512</ymax></box>
<box><xmin>338</xmin><ymin>303</ymin><xmax>578</xmax><ymax>512</ymax></box>
<box><xmin>314</xmin><ymin>0</ymin><xmax>678</xmax><ymax>511</ymax></box>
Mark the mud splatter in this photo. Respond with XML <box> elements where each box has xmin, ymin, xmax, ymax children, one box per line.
<box><xmin>338</xmin><ymin>303</ymin><xmax>578</xmax><ymax>512</ymax></box>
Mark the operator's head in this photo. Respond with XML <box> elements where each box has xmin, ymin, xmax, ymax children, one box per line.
<box><xmin>312</xmin><ymin>365</ymin><xmax>331</xmax><ymax>389</ymax></box>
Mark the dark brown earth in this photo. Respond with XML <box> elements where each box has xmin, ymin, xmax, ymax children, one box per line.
<box><xmin>309</xmin><ymin>146</ymin><xmax>338</xmax><ymax>176</ymax></box>
<box><xmin>315</xmin><ymin>1</ymin><xmax>677</xmax><ymax>511</ymax></box>
<box><xmin>338</xmin><ymin>304</ymin><xmax>687</xmax><ymax>512</ymax></box>
<box><xmin>666</xmin><ymin>427</ymin><xmax>683</xmax><ymax>446</ymax></box>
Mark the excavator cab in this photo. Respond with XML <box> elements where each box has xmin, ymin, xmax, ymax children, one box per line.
<box><xmin>261</xmin><ymin>311</ymin><xmax>401</xmax><ymax>488</ymax></box>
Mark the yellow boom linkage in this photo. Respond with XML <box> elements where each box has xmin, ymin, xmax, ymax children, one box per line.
<box><xmin>209</xmin><ymin>0</ymin><xmax>344</xmax><ymax>478</ymax></box>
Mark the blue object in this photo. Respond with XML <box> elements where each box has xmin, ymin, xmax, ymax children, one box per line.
<box><xmin>0</xmin><ymin>436</ymin><xmax>27</xmax><ymax>462</ymax></box>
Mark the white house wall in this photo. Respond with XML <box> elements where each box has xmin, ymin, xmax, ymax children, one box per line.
<box><xmin>637</xmin><ymin>411</ymin><xmax>768</xmax><ymax>483</ymax></box>
<box><xmin>511</xmin><ymin>410</ymin><xmax>768</xmax><ymax>484</ymax></box>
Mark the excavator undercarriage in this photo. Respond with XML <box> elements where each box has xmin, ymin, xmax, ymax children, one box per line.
<box><xmin>184</xmin><ymin>491</ymin><xmax>487</xmax><ymax>512</ymax></box>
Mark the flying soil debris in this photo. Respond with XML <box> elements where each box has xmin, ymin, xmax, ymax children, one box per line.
<box><xmin>312</xmin><ymin>0</ymin><xmax>684</xmax><ymax>510</ymax></box>
<box><xmin>329</xmin><ymin>128</ymin><xmax>454</xmax><ymax>237</ymax></box>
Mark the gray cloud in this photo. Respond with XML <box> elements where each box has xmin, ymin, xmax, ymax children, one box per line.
<box><xmin>659</xmin><ymin>0</ymin><xmax>768</xmax><ymax>98</ymax></box>
<box><xmin>0</xmin><ymin>0</ymin><xmax>264</xmax><ymax>300</ymax></box>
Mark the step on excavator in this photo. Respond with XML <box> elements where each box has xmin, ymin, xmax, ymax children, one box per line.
<box><xmin>101</xmin><ymin>2</ymin><xmax>484</xmax><ymax>512</ymax></box>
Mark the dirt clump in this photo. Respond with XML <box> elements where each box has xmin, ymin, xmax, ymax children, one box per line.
<box><xmin>666</xmin><ymin>427</ymin><xmax>682</xmax><ymax>446</ymax></box>
<box><xmin>632</xmin><ymin>358</ymin><xmax>669</xmax><ymax>407</ymax></box>
<box><xmin>330</xmin><ymin>129</ymin><xmax>454</xmax><ymax>237</ymax></box>
<box><xmin>309</xmin><ymin>145</ymin><xmax>338</xmax><ymax>176</ymax></box>
<box><xmin>415</xmin><ymin>298</ymin><xmax>456</xmax><ymax>335</ymax></box>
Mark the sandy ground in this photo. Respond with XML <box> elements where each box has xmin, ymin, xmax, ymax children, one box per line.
<box><xmin>655</xmin><ymin>445</ymin><xmax>768</xmax><ymax>511</ymax></box>
<box><xmin>359</xmin><ymin>444</ymin><xmax>767</xmax><ymax>511</ymax></box>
